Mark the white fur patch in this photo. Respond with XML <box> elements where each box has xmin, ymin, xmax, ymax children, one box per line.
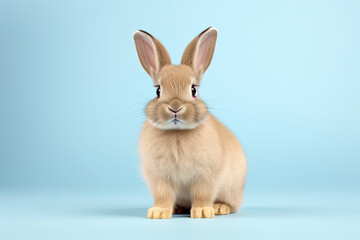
<box><xmin>147</xmin><ymin>117</ymin><xmax>205</xmax><ymax>130</ymax></box>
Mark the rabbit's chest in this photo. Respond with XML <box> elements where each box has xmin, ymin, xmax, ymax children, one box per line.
<box><xmin>152</xmin><ymin>138</ymin><xmax>211</xmax><ymax>184</ymax></box>
<box><xmin>140</xmin><ymin>124</ymin><xmax>221</xmax><ymax>185</ymax></box>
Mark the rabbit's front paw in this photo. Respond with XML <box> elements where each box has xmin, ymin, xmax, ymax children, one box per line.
<box><xmin>147</xmin><ymin>207</ymin><xmax>172</xmax><ymax>219</ymax></box>
<box><xmin>190</xmin><ymin>207</ymin><xmax>215</xmax><ymax>218</ymax></box>
<box><xmin>213</xmin><ymin>202</ymin><xmax>231</xmax><ymax>215</ymax></box>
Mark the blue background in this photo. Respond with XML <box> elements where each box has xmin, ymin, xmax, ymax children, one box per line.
<box><xmin>0</xmin><ymin>0</ymin><xmax>359</xmax><ymax>239</ymax></box>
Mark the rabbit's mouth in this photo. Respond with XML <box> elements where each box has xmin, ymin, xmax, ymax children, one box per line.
<box><xmin>170</xmin><ymin>118</ymin><xmax>182</xmax><ymax>125</ymax></box>
<box><xmin>149</xmin><ymin>115</ymin><xmax>204</xmax><ymax>130</ymax></box>
<box><xmin>161</xmin><ymin>117</ymin><xmax>189</xmax><ymax>129</ymax></box>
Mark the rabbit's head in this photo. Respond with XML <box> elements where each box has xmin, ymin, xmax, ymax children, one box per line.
<box><xmin>133</xmin><ymin>27</ymin><xmax>217</xmax><ymax>130</ymax></box>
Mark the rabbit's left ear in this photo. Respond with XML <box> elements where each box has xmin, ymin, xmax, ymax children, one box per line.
<box><xmin>181</xmin><ymin>27</ymin><xmax>218</xmax><ymax>79</ymax></box>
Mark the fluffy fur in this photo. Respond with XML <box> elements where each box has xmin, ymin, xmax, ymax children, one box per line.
<box><xmin>133</xmin><ymin>27</ymin><xmax>247</xmax><ymax>219</ymax></box>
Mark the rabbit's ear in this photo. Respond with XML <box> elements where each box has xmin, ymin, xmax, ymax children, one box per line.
<box><xmin>181</xmin><ymin>27</ymin><xmax>218</xmax><ymax>79</ymax></box>
<box><xmin>133</xmin><ymin>30</ymin><xmax>172</xmax><ymax>83</ymax></box>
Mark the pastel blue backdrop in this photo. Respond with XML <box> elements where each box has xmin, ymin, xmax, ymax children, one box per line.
<box><xmin>0</xmin><ymin>0</ymin><xmax>359</xmax><ymax>239</ymax></box>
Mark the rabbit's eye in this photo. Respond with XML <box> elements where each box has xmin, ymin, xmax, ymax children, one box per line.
<box><xmin>156</xmin><ymin>87</ymin><xmax>160</xmax><ymax>98</ymax></box>
<box><xmin>191</xmin><ymin>85</ymin><xmax>197</xmax><ymax>98</ymax></box>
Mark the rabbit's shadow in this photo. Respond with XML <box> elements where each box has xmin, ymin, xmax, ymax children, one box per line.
<box><xmin>79</xmin><ymin>206</ymin><xmax>191</xmax><ymax>218</ymax></box>
<box><xmin>81</xmin><ymin>207</ymin><xmax>147</xmax><ymax>218</ymax></box>
<box><xmin>79</xmin><ymin>206</ymin><xmax>321</xmax><ymax>219</ymax></box>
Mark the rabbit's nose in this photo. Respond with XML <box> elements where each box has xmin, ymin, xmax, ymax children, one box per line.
<box><xmin>168</xmin><ymin>99</ymin><xmax>183</xmax><ymax>113</ymax></box>
<box><xmin>168</xmin><ymin>107</ymin><xmax>183</xmax><ymax>113</ymax></box>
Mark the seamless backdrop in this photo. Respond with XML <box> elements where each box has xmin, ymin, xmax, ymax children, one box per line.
<box><xmin>0</xmin><ymin>0</ymin><xmax>359</xmax><ymax>240</ymax></box>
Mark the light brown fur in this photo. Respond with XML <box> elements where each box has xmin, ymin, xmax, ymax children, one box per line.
<box><xmin>133</xmin><ymin>27</ymin><xmax>247</xmax><ymax>219</ymax></box>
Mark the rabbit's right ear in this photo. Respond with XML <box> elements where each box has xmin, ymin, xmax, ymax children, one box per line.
<box><xmin>133</xmin><ymin>30</ymin><xmax>172</xmax><ymax>83</ymax></box>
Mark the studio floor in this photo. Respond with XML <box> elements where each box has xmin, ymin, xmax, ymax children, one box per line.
<box><xmin>1</xmin><ymin>189</ymin><xmax>359</xmax><ymax>240</ymax></box>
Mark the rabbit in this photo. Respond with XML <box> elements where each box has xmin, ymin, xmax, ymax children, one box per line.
<box><xmin>133</xmin><ymin>27</ymin><xmax>247</xmax><ymax>219</ymax></box>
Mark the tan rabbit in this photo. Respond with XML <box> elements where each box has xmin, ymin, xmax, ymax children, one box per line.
<box><xmin>133</xmin><ymin>27</ymin><xmax>247</xmax><ymax>219</ymax></box>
